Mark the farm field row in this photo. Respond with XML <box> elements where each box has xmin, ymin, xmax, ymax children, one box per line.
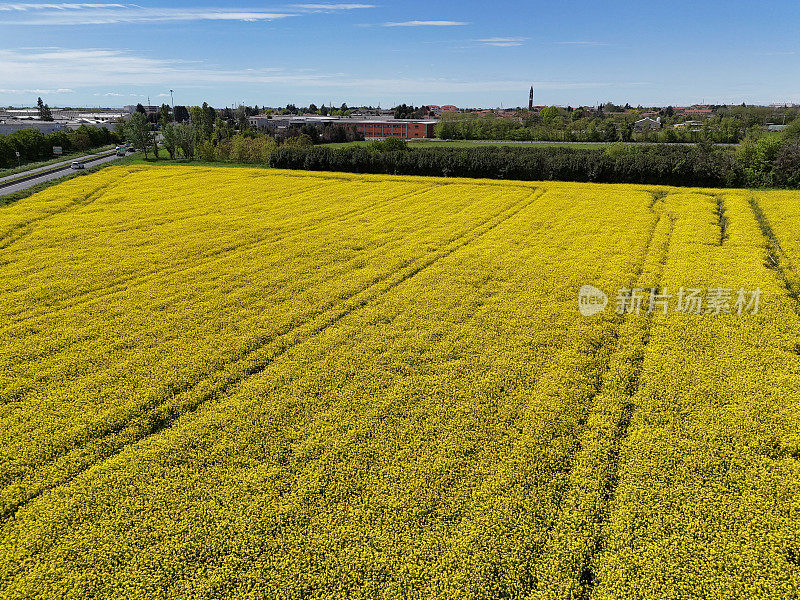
<box><xmin>1</xmin><ymin>166</ymin><xmax>799</xmax><ymax>598</ymax></box>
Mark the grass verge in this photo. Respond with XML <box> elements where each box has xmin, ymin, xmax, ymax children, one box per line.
<box><xmin>0</xmin><ymin>145</ymin><xmax>116</xmax><ymax>179</ymax></box>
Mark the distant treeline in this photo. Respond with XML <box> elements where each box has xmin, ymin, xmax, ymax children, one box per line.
<box><xmin>0</xmin><ymin>125</ymin><xmax>120</xmax><ymax>168</ymax></box>
<box><xmin>435</xmin><ymin>105</ymin><xmax>800</xmax><ymax>144</ymax></box>
<box><xmin>270</xmin><ymin>128</ymin><xmax>800</xmax><ymax>189</ymax></box>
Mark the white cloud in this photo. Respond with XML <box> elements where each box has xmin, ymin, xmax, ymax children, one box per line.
<box><xmin>0</xmin><ymin>47</ymin><xmax>639</xmax><ymax>101</ymax></box>
<box><xmin>0</xmin><ymin>3</ymin><xmax>126</xmax><ymax>9</ymax></box>
<box><xmin>292</xmin><ymin>3</ymin><xmax>375</xmax><ymax>9</ymax></box>
<box><xmin>0</xmin><ymin>87</ymin><xmax>74</xmax><ymax>94</ymax></box>
<box><xmin>476</xmin><ymin>37</ymin><xmax>528</xmax><ymax>47</ymax></box>
<box><xmin>0</xmin><ymin>47</ymin><xmax>348</xmax><ymax>91</ymax></box>
<box><xmin>0</xmin><ymin>5</ymin><xmax>294</xmax><ymax>25</ymax></box>
<box><xmin>383</xmin><ymin>20</ymin><xmax>468</xmax><ymax>27</ymax></box>
<box><xmin>0</xmin><ymin>2</ymin><xmax>375</xmax><ymax>25</ymax></box>
<box><xmin>554</xmin><ymin>41</ymin><xmax>609</xmax><ymax>46</ymax></box>
<box><xmin>756</xmin><ymin>51</ymin><xmax>796</xmax><ymax>56</ymax></box>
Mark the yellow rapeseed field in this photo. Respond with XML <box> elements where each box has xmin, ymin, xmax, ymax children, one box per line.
<box><xmin>1</xmin><ymin>165</ymin><xmax>799</xmax><ymax>599</ymax></box>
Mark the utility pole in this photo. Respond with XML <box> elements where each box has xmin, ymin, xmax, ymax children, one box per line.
<box><xmin>170</xmin><ymin>89</ymin><xmax>174</xmax><ymax>121</ymax></box>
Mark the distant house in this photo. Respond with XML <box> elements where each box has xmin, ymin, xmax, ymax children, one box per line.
<box><xmin>673</xmin><ymin>120</ymin><xmax>703</xmax><ymax>131</ymax></box>
<box><xmin>634</xmin><ymin>117</ymin><xmax>661</xmax><ymax>131</ymax></box>
<box><xmin>767</xmin><ymin>124</ymin><xmax>788</xmax><ymax>132</ymax></box>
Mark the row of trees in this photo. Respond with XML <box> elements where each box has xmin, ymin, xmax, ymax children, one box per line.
<box><xmin>434</xmin><ymin>107</ymin><xmax>799</xmax><ymax>144</ymax></box>
<box><xmin>132</xmin><ymin>100</ymin><xmax>356</xmax><ymax>128</ymax></box>
<box><xmin>272</xmin><ymin>103</ymin><xmax>351</xmax><ymax>117</ymax></box>
<box><xmin>144</xmin><ymin>101</ymin><xmax>434</xmax><ymax>121</ymax></box>
<box><xmin>268</xmin><ymin>120</ymin><xmax>800</xmax><ymax>189</ymax></box>
<box><xmin>268</xmin><ymin>143</ymin><xmax>742</xmax><ymax>187</ymax></box>
<box><xmin>0</xmin><ymin>125</ymin><xmax>120</xmax><ymax>168</ymax></box>
<box><xmin>121</xmin><ymin>99</ymin><xmax>364</xmax><ymax>162</ymax></box>
<box><xmin>294</xmin><ymin>123</ymin><xmax>363</xmax><ymax>145</ymax></box>
<box><xmin>392</xmin><ymin>104</ymin><xmax>434</xmax><ymax>119</ymax></box>
<box><xmin>122</xmin><ymin>111</ymin><xmax>315</xmax><ymax>163</ymax></box>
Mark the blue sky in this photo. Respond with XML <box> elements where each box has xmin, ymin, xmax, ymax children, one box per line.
<box><xmin>1</xmin><ymin>1</ymin><xmax>799</xmax><ymax>109</ymax></box>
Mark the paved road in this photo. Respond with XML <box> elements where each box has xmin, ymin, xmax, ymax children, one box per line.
<box><xmin>0</xmin><ymin>153</ymin><xmax>125</xmax><ymax>197</ymax></box>
<box><xmin>0</xmin><ymin>149</ymin><xmax>122</xmax><ymax>185</ymax></box>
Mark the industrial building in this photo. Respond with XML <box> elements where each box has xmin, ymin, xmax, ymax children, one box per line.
<box><xmin>123</xmin><ymin>105</ymin><xmax>161</xmax><ymax>115</ymax></box>
<box><xmin>0</xmin><ymin>108</ymin><xmax>127</xmax><ymax>134</ymax></box>
<box><xmin>0</xmin><ymin>121</ymin><xmax>65</xmax><ymax>135</ymax></box>
<box><xmin>248</xmin><ymin>115</ymin><xmax>436</xmax><ymax>139</ymax></box>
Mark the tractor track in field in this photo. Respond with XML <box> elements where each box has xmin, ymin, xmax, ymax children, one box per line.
<box><xmin>1</xmin><ymin>182</ymin><xmax>439</xmax><ymax>328</ymax></box>
<box><xmin>569</xmin><ymin>191</ymin><xmax>790</xmax><ymax>597</ymax></box>
<box><xmin>543</xmin><ymin>192</ymin><xmax>796</xmax><ymax>599</ymax></box>
<box><xmin>262</xmin><ymin>167</ymin><xmax>541</xmax><ymax>193</ymax></box>
<box><xmin>520</xmin><ymin>191</ymin><xmax>675</xmax><ymax>597</ymax></box>
<box><xmin>0</xmin><ymin>184</ymin><xmax>507</xmax><ymax>372</ymax></box>
<box><xmin>747</xmin><ymin>196</ymin><xmax>800</xmax><ymax>311</ymax></box>
<box><xmin>714</xmin><ymin>194</ymin><xmax>729</xmax><ymax>245</ymax></box>
<box><xmin>574</xmin><ymin>211</ymin><xmax>675</xmax><ymax>600</ymax></box>
<box><xmin>435</xmin><ymin>190</ymin><xmax>673</xmax><ymax>596</ymax></box>
<box><xmin>0</xmin><ymin>176</ymin><xmax>126</xmax><ymax>251</ymax></box>
<box><xmin>3</xmin><ymin>173</ymin><xmax>533</xmax><ymax>328</ymax></box>
<box><xmin>0</xmin><ymin>187</ymin><xmax>546</xmax><ymax>523</ymax></box>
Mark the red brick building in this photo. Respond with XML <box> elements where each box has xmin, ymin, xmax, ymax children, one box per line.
<box><xmin>353</xmin><ymin>120</ymin><xmax>436</xmax><ymax>139</ymax></box>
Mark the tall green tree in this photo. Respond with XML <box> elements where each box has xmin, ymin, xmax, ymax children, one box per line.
<box><xmin>539</xmin><ymin>106</ymin><xmax>559</xmax><ymax>124</ymax></box>
<box><xmin>36</xmin><ymin>97</ymin><xmax>53</xmax><ymax>121</ymax></box>
<box><xmin>176</xmin><ymin>123</ymin><xmax>195</xmax><ymax>160</ymax></box>
<box><xmin>158</xmin><ymin>103</ymin><xmax>171</xmax><ymax>129</ymax></box>
<box><xmin>125</xmin><ymin>112</ymin><xmax>152</xmax><ymax>159</ymax></box>
<box><xmin>162</xmin><ymin>123</ymin><xmax>178</xmax><ymax>159</ymax></box>
<box><xmin>190</xmin><ymin>102</ymin><xmax>215</xmax><ymax>142</ymax></box>
<box><xmin>235</xmin><ymin>105</ymin><xmax>249</xmax><ymax>132</ymax></box>
<box><xmin>173</xmin><ymin>105</ymin><xmax>190</xmax><ymax>122</ymax></box>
